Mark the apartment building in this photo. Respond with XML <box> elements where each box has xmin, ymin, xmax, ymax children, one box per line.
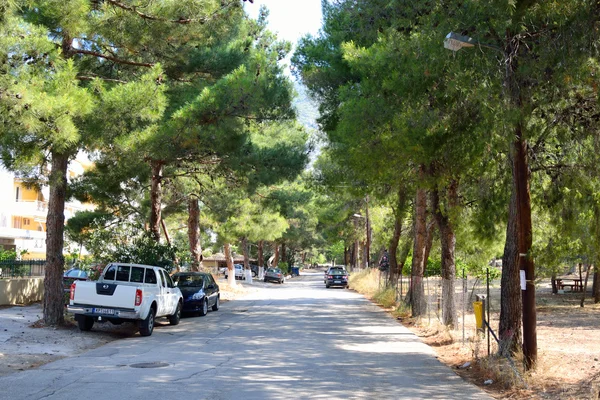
<box><xmin>0</xmin><ymin>154</ymin><xmax>93</xmax><ymax>259</ymax></box>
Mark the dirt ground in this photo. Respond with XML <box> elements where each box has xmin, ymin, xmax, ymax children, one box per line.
<box><xmin>404</xmin><ymin>291</ymin><xmax>600</xmax><ymax>399</ymax></box>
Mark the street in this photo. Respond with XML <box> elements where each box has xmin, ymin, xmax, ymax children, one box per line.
<box><xmin>0</xmin><ymin>270</ymin><xmax>491</xmax><ymax>399</ymax></box>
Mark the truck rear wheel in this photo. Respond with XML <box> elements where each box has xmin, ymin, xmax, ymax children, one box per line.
<box><xmin>77</xmin><ymin>315</ymin><xmax>94</xmax><ymax>331</ymax></box>
<box><xmin>139</xmin><ymin>308</ymin><xmax>155</xmax><ymax>336</ymax></box>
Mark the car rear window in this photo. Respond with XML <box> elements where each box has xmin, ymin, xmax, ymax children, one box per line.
<box><xmin>131</xmin><ymin>267</ymin><xmax>144</xmax><ymax>283</ymax></box>
<box><xmin>330</xmin><ymin>268</ymin><xmax>345</xmax><ymax>274</ymax></box>
<box><xmin>116</xmin><ymin>265</ymin><xmax>131</xmax><ymax>281</ymax></box>
<box><xmin>103</xmin><ymin>265</ymin><xmax>116</xmax><ymax>280</ymax></box>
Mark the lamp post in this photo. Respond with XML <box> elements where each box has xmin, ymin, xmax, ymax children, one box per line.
<box><xmin>444</xmin><ymin>31</ymin><xmax>537</xmax><ymax>369</ymax></box>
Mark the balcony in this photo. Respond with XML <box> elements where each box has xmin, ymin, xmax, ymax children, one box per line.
<box><xmin>13</xmin><ymin>200</ymin><xmax>48</xmax><ymax>220</ymax></box>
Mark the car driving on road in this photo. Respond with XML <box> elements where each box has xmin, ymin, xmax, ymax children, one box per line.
<box><xmin>325</xmin><ymin>267</ymin><xmax>349</xmax><ymax>288</ymax></box>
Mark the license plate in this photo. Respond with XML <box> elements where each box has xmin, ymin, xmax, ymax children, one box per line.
<box><xmin>93</xmin><ymin>308</ymin><xmax>115</xmax><ymax>315</ymax></box>
<box><xmin>334</xmin><ymin>280</ymin><xmax>341</xmax><ymax>283</ymax></box>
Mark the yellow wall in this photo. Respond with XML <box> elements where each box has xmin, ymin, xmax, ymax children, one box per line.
<box><xmin>22</xmin><ymin>252</ymin><xmax>46</xmax><ymax>260</ymax></box>
<box><xmin>14</xmin><ymin>183</ymin><xmax>39</xmax><ymax>201</ymax></box>
<box><xmin>12</xmin><ymin>216</ymin><xmax>45</xmax><ymax>231</ymax></box>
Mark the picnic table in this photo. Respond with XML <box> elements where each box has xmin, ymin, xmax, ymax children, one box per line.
<box><xmin>556</xmin><ymin>278</ymin><xmax>583</xmax><ymax>292</ymax></box>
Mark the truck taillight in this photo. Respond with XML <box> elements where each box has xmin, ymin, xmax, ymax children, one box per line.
<box><xmin>70</xmin><ymin>282</ymin><xmax>76</xmax><ymax>300</ymax></box>
<box><xmin>135</xmin><ymin>289</ymin><xmax>142</xmax><ymax>306</ymax></box>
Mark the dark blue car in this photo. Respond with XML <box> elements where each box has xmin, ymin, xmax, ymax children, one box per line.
<box><xmin>172</xmin><ymin>272</ymin><xmax>220</xmax><ymax>316</ymax></box>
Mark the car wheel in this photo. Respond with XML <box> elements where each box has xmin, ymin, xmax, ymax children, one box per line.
<box><xmin>139</xmin><ymin>308</ymin><xmax>155</xmax><ymax>336</ymax></box>
<box><xmin>169</xmin><ymin>302</ymin><xmax>182</xmax><ymax>325</ymax></box>
<box><xmin>199</xmin><ymin>298</ymin><xmax>208</xmax><ymax>316</ymax></box>
<box><xmin>212</xmin><ymin>295</ymin><xmax>220</xmax><ymax>311</ymax></box>
<box><xmin>326</xmin><ymin>284</ymin><xmax>330</xmax><ymax>288</ymax></box>
<box><xmin>264</xmin><ymin>278</ymin><xmax>267</xmax><ymax>282</ymax></box>
<box><xmin>252</xmin><ymin>271</ymin><xmax>257</xmax><ymax>278</ymax></box>
<box><xmin>77</xmin><ymin>315</ymin><xmax>94</xmax><ymax>331</ymax></box>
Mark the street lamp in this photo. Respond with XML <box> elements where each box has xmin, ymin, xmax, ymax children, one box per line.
<box><xmin>444</xmin><ymin>32</ymin><xmax>502</xmax><ymax>53</ymax></box>
<box><xmin>444</xmin><ymin>31</ymin><xmax>537</xmax><ymax>369</ymax></box>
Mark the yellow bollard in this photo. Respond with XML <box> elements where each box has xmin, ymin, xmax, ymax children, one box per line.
<box><xmin>473</xmin><ymin>301</ymin><xmax>484</xmax><ymax>332</ymax></box>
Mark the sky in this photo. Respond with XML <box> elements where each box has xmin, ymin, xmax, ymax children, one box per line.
<box><xmin>244</xmin><ymin>0</ymin><xmax>323</xmax><ymax>44</ymax></box>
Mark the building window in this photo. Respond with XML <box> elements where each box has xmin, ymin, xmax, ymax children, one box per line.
<box><xmin>23</xmin><ymin>218</ymin><xmax>30</xmax><ymax>225</ymax></box>
<box><xmin>15</xmin><ymin>187</ymin><xmax>20</xmax><ymax>202</ymax></box>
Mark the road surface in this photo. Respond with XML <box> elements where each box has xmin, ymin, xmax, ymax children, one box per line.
<box><xmin>0</xmin><ymin>270</ymin><xmax>491</xmax><ymax>399</ymax></box>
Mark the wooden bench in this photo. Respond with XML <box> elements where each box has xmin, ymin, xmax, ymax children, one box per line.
<box><xmin>556</xmin><ymin>279</ymin><xmax>583</xmax><ymax>292</ymax></box>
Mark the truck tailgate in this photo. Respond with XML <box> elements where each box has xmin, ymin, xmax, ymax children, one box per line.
<box><xmin>73</xmin><ymin>281</ymin><xmax>137</xmax><ymax>309</ymax></box>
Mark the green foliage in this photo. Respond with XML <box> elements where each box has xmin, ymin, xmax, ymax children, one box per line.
<box><xmin>110</xmin><ymin>235</ymin><xmax>178</xmax><ymax>272</ymax></box>
<box><xmin>0</xmin><ymin>248</ymin><xmax>17</xmax><ymax>262</ymax></box>
<box><xmin>277</xmin><ymin>261</ymin><xmax>289</xmax><ymax>275</ymax></box>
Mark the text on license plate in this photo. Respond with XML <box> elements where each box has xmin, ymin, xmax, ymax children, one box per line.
<box><xmin>93</xmin><ymin>308</ymin><xmax>115</xmax><ymax>315</ymax></box>
<box><xmin>334</xmin><ymin>280</ymin><xmax>341</xmax><ymax>283</ymax></box>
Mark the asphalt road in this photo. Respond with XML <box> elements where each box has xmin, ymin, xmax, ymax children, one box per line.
<box><xmin>0</xmin><ymin>271</ymin><xmax>491</xmax><ymax>400</ymax></box>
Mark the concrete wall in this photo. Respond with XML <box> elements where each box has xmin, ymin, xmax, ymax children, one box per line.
<box><xmin>0</xmin><ymin>277</ymin><xmax>44</xmax><ymax>305</ymax></box>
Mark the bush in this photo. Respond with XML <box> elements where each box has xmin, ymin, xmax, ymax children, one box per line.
<box><xmin>107</xmin><ymin>234</ymin><xmax>178</xmax><ymax>272</ymax></box>
<box><xmin>277</xmin><ymin>262</ymin><xmax>289</xmax><ymax>275</ymax></box>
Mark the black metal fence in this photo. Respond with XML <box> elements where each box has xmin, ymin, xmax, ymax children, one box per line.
<box><xmin>0</xmin><ymin>259</ymin><xmax>46</xmax><ymax>278</ymax></box>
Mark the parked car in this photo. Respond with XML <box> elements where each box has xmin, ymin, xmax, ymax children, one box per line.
<box><xmin>224</xmin><ymin>264</ymin><xmax>245</xmax><ymax>280</ymax></box>
<box><xmin>171</xmin><ymin>272</ymin><xmax>220</xmax><ymax>316</ymax></box>
<box><xmin>264</xmin><ymin>268</ymin><xmax>285</xmax><ymax>284</ymax></box>
<box><xmin>63</xmin><ymin>268</ymin><xmax>88</xmax><ymax>293</ymax></box>
<box><xmin>325</xmin><ymin>267</ymin><xmax>349</xmax><ymax>288</ymax></box>
<box><xmin>249</xmin><ymin>264</ymin><xmax>259</xmax><ymax>277</ymax></box>
<box><xmin>67</xmin><ymin>263</ymin><xmax>183</xmax><ymax>336</ymax></box>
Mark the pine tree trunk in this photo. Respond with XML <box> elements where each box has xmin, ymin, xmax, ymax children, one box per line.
<box><xmin>281</xmin><ymin>242</ymin><xmax>286</xmax><ymax>266</ymax></box>
<box><xmin>432</xmin><ymin>182</ymin><xmax>458</xmax><ymax>328</ymax></box>
<box><xmin>499</xmin><ymin>185</ymin><xmax>522</xmax><ymax>356</ymax></box>
<box><xmin>272</xmin><ymin>242</ymin><xmax>280</xmax><ymax>267</ymax></box>
<box><xmin>188</xmin><ymin>197</ymin><xmax>201</xmax><ymax>271</ymax></box>
<box><xmin>410</xmin><ymin>179</ymin><xmax>427</xmax><ymax>317</ymax></box>
<box><xmin>44</xmin><ymin>151</ymin><xmax>69</xmax><ymax>326</ymax></box>
<box><xmin>242</xmin><ymin>237</ymin><xmax>252</xmax><ymax>283</ymax></box>
<box><xmin>388</xmin><ymin>217</ymin><xmax>402</xmax><ymax>285</ymax></box>
<box><xmin>224</xmin><ymin>243</ymin><xmax>235</xmax><ymax>286</ymax></box>
<box><xmin>580</xmin><ymin>264</ymin><xmax>592</xmax><ymax>307</ymax></box>
<box><xmin>551</xmin><ymin>273</ymin><xmax>557</xmax><ymax>294</ymax></box>
<box><xmin>149</xmin><ymin>160</ymin><xmax>163</xmax><ymax>242</ymax></box>
<box><xmin>344</xmin><ymin>247</ymin><xmax>348</xmax><ymax>266</ymax></box>
<box><xmin>258</xmin><ymin>240</ymin><xmax>264</xmax><ymax>279</ymax></box>
<box><xmin>592</xmin><ymin>270</ymin><xmax>600</xmax><ymax>304</ymax></box>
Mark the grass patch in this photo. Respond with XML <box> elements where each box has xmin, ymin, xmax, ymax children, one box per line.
<box><xmin>373</xmin><ymin>287</ymin><xmax>396</xmax><ymax>308</ymax></box>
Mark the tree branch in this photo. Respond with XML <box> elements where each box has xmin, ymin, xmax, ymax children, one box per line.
<box><xmin>73</xmin><ymin>48</ymin><xmax>154</xmax><ymax>67</ymax></box>
<box><xmin>105</xmin><ymin>0</ymin><xmax>240</xmax><ymax>25</ymax></box>
<box><xmin>76</xmin><ymin>75</ymin><xmax>128</xmax><ymax>84</ymax></box>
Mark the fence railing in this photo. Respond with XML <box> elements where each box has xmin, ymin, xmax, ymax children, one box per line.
<box><xmin>0</xmin><ymin>259</ymin><xmax>46</xmax><ymax>278</ymax></box>
<box><xmin>381</xmin><ymin>271</ymin><xmax>501</xmax><ymax>358</ymax></box>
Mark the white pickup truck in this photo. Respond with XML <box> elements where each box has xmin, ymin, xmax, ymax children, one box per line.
<box><xmin>67</xmin><ymin>263</ymin><xmax>183</xmax><ymax>336</ymax></box>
